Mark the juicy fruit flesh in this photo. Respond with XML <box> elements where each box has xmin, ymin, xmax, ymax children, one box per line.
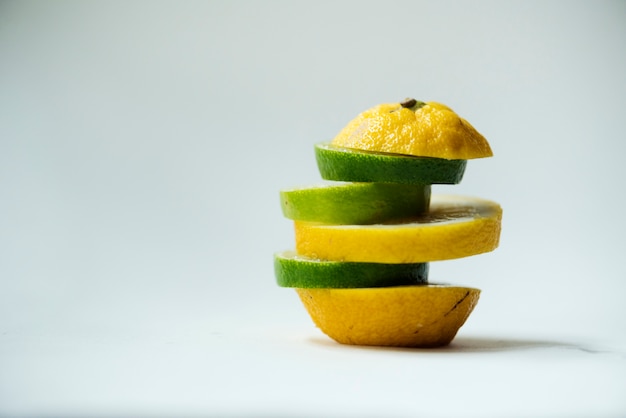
<box><xmin>331</xmin><ymin>102</ymin><xmax>493</xmax><ymax>160</ymax></box>
<box><xmin>296</xmin><ymin>285</ymin><xmax>481</xmax><ymax>347</ymax></box>
<box><xmin>295</xmin><ymin>195</ymin><xmax>502</xmax><ymax>263</ymax></box>
<box><xmin>315</xmin><ymin>142</ymin><xmax>467</xmax><ymax>185</ymax></box>
<box><xmin>274</xmin><ymin>251</ymin><xmax>428</xmax><ymax>288</ymax></box>
<box><xmin>280</xmin><ymin>182</ymin><xmax>431</xmax><ymax>225</ymax></box>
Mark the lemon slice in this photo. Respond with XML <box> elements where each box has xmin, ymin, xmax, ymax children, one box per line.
<box><xmin>295</xmin><ymin>195</ymin><xmax>502</xmax><ymax>263</ymax></box>
<box><xmin>280</xmin><ymin>182</ymin><xmax>430</xmax><ymax>225</ymax></box>
<box><xmin>331</xmin><ymin>99</ymin><xmax>493</xmax><ymax>160</ymax></box>
<box><xmin>274</xmin><ymin>251</ymin><xmax>428</xmax><ymax>288</ymax></box>
<box><xmin>296</xmin><ymin>284</ymin><xmax>480</xmax><ymax>347</ymax></box>
<box><xmin>315</xmin><ymin>142</ymin><xmax>467</xmax><ymax>184</ymax></box>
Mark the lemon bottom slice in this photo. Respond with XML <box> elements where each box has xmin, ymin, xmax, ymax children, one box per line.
<box><xmin>296</xmin><ymin>284</ymin><xmax>480</xmax><ymax>347</ymax></box>
<box><xmin>295</xmin><ymin>195</ymin><xmax>502</xmax><ymax>263</ymax></box>
<box><xmin>274</xmin><ymin>251</ymin><xmax>428</xmax><ymax>288</ymax></box>
<box><xmin>315</xmin><ymin>142</ymin><xmax>467</xmax><ymax>185</ymax></box>
<box><xmin>280</xmin><ymin>182</ymin><xmax>431</xmax><ymax>225</ymax></box>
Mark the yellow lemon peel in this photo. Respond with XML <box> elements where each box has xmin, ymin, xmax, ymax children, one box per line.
<box><xmin>296</xmin><ymin>285</ymin><xmax>480</xmax><ymax>347</ymax></box>
<box><xmin>331</xmin><ymin>101</ymin><xmax>493</xmax><ymax>160</ymax></box>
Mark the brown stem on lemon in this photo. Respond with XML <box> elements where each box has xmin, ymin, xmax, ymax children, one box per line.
<box><xmin>400</xmin><ymin>98</ymin><xmax>417</xmax><ymax>108</ymax></box>
<box><xmin>400</xmin><ymin>98</ymin><xmax>426</xmax><ymax>111</ymax></box>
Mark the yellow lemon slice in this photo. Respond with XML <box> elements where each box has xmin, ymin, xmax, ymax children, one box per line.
<box><xmin>296</xmin><ymin>284</ymin><xmax>480</xmax><ymax>347</ymax></box>
<box><xmin>295</xmin><ymin>195</ymin><xmax>502</xmax><ymax>263</ymax></box>
<box><xmin>331</xmin><ymin>99</ymin><xmax>493</xmax><ymax>160</ymax></box>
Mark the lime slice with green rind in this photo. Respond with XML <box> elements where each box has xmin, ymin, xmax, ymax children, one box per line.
<box><xmin>315</xmin><ymin>142</ymin><xmax>467</xmax><ymax>184</ymax></box>
<box><xmin>280</xmin><ymin>182</ymin><xmax>431</xmax><ymax>225</ymax></box>
<box><xmin>274</xmin><ymin>251</ymin><xmax>428</xmax><ymax>288</ymax></box>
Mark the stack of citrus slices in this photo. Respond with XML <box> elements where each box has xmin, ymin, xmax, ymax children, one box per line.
<box><xmin>275</xmin><ymin>98</ymin><xmax>502</xmax><ymax>347</ymax></box>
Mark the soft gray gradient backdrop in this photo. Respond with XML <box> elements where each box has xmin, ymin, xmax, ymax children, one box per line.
<box><xmin>1</xmin><ymin>0</ymin><xmax>625</xmax><ymax>414</ymax></box>
<box><xmin>2</xmin><ymin>0</ymin><xmax>625</xmax><ymax>336</ymax></box>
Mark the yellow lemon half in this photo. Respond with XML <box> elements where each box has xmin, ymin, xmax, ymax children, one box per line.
<box><xmin>296</xmin><ymin>284</ymin><xmax>480</xmax><ymax>347</ymax></box>
<box><xmin>331</xmin><ymin>99</ymin><xmax>492</xmax><ymax>160</ymax></box>
<box><xmin>295</xmin><ymin>195</ymin><xmax>502</xmax><ymax>263</ymax></box>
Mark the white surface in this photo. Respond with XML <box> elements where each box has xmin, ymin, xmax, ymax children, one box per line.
<box><xmin>2</xmin><ymin>323</ymin><xmax>626</xmax><ymax>418</ymax></box>
<box><xmin>1</xmin><ymin>1</ymin><xmax>626</xmax><ymax>417</ymax></box>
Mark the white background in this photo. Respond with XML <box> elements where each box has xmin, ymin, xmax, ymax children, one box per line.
<box><xmin>1</xmin><ymin>1</ymin><xmax>625</xmax><ymax>417</ymax></box>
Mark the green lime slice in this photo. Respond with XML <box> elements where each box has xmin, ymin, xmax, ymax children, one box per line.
<box><xmin>315</xmin><ymin>142</ymin><xmax>467</xmax><ymax>184</ymax></box>
<box><xmin>280</xmin><ymin>182</ymin><xmax>431</xmax><ymax>225</ymax></box>
<box><xmin>274</xmin><ymin>251</ymin><xmax>429</xmax><ymax>288</ymax></box>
